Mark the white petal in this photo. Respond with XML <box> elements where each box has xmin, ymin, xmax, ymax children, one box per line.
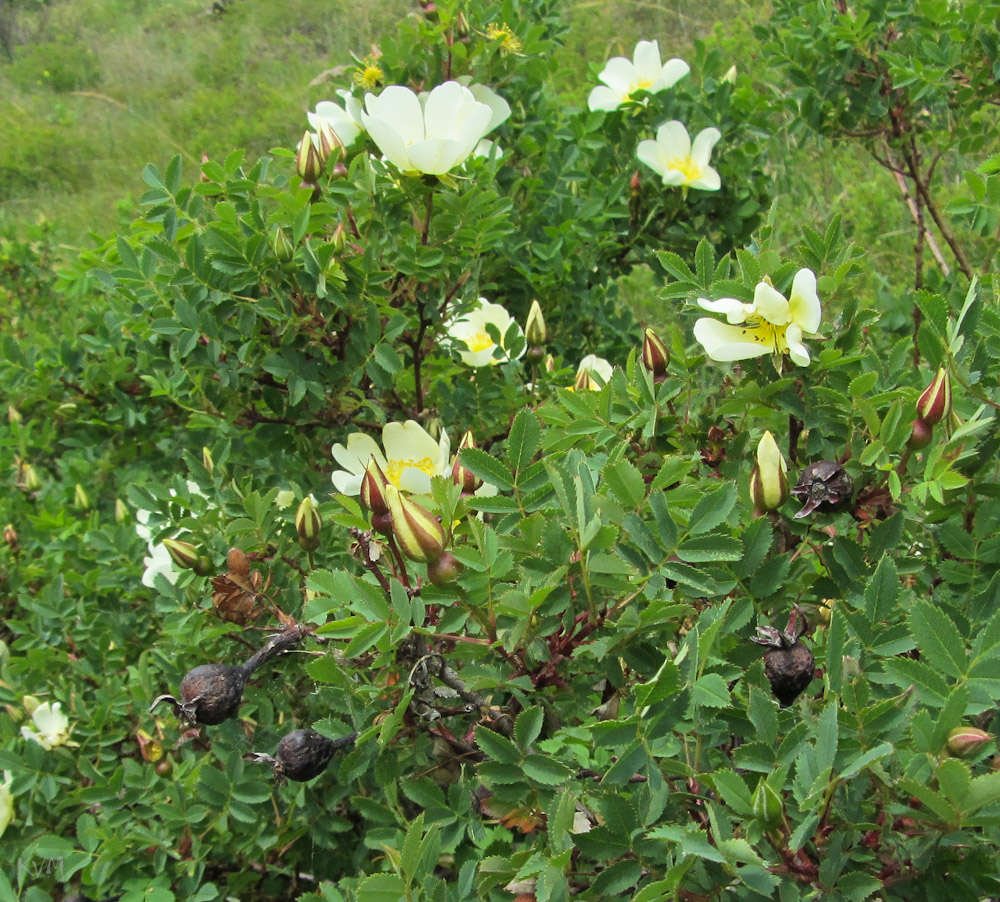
<box><xmin>691</xmin><ymin>127</ymin><xmax>722</xmax><ymax>165</ymax></box>
<box><xmin>697</xmin><ymin>297</ymin><xmax>749</xmax><ymax>323</ymax></box>
<box><xmin>22</xmin><ymin>726</ymin><xmax>51</xmax><ymax>750</ymax></box>
<box><xmin>365</xmin><ymin>86</ymin><xmax>425</xmax><ymax>144</ymax></box>
<box><xmin>653</xmin><ymin>58</ymin><xmax>690</xmax><ymax>90</ymax></box>
<box><xmin>360</xmin><ymin>114</ymin><xmax>413</xmax><ymax>172</ymax></box>
<box><xmin>693</xmin><ymin>318</ymin><xmax>772</xmax><ymax>361</ymax></box>
<box><xmin>588</xmin><ymin>85</ymin><xmax>620</xmax><ymax>111</ymax></box>
<box><xmin>636</xmin><ymin>138</ymin><xmax>667</xmax><ymax>177</ymax></box>
<box><xmin>385</xmin><ymin>421</ymin><xmax>441</xmax><ymax>465</ymax></box>
<box><xmin>468</xmin><ymin>83</ymin><xmax>511</xmax><ymax>132</ymax></box>
<box><xmin>789</xmin><ymin>268</ymin><xmax>821</xmax><ymax>333</ymax></box>
<box><xmin>632</xmin><ymin>40</ymin><xmax>663</xmax><ymax>80</ymax></box>
<box><xmin>397</xmin><ymin>469</ymin><xmax>433</xmax><ymax>495</ymax></box>
<box><xmin>309</xmin><ymin>101</ymin><xmax>361</xmax><ymax>146</ymax></box>
<box><xmin>331</xmin><ymin>472</ymin><xmax>363</xmax><ymax>495</ymax></box>
<box><xmin>655</xmin><ymin>121</ymin><xmax>691</xmax><ymax>158</ymax></box>
<box><xmin>751</xmin><ymin>282</ymin><xmax>791</xmax><ymax>326</ymax></box>
<box><xmin>598</xmin><ymin>57</ymin><xmax>637</xmax><ymax>95</ymax></box>
<box><xmin>785</xmin><ymin>324</ymin><xmax>811</xmax><ymax>366</ymax></box>
<box><xmin>406</xmin><ymin>138</ymin><xmax>465</xmax><ymax>175</ymax></box>
<box><xmin>689</xmin><ymin>165</ymin><xmax>721</xmax><ymax>191</ymax></box>
<box><xmin>332</xmin><ymin>433</ymin><xmax>384</xmax><ymax>475</ymax></box>
<box><xmin>422</xmin><ymin>81</ymin><xmax>471</xmax><ymax>138</ymax></box>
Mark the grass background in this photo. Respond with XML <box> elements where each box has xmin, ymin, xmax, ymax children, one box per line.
<box><xmin>0</xmin><ymin>0</ymin><xmax>985</xmax><ymax>313</ymax></box>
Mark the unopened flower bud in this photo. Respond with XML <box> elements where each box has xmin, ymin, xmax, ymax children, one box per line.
<box><xmin>73</xmin><ymin>484</ymin><xmax>90</xmax><ymax>512</ymax></box>
<box><xmin>115</xmin><ymin>498</ymin><xmax>128</xmax><ymax>523</ymax></box>
<box><xmin>315</xmin><ymin>119</ymin><xmax>343</xmax><ymax>166</ymax></box>
<box><xmin>271</xmin><ymin>228</ymin><xmax>294</xmax><ymax>264</ymax></box>
<box><xmin>917</xmin><ymin>368</ymin><xmax>951</xmax><ymax>427</ymax></box>
<box><xmin>22</xmin><ymin>695</ymin><xmax>41</xmax><ymax>716</ymax></box>
<box><xmin>907</xmin><ymin>418</ymin><xmax>933</xmax><ymax>451</ymax></box>
<box><xmin>752</xmin><ymin>780</ymin><xmax>783</xmax><ymax>830</ymax></box>
<box><xmin>360</xmin><ymin>458</ymin><xmax>390</xmax><ymax>516</ymax></box>
<box><xmin>330</xmin><ymin>222</ymin><xmax>348</xmax><ymax>255</ymax></box>
<box><xmin>385</xmin><ymin>484</ymin><xmax>446</xmax><ymax>564</ymax></box>
<box><xmin>525</xmin><ymin>300</ymin><xmax>547</xmax><ymax>348</ymax></box>
<box><xmin>295</xmin><ymin>495</ymin><xmax>322</xmax><ymax>552</ymax></box>
<box><xmin>163</xmin><ymin>539</ymin><xmax>213</xmax><ymax>576</ymax></box>
<box><xmin>452</xmin><ymin>431</ymin><xmax>482</xmax><ymax>494</ymax></box>
<box><xmin>946</xmin><ymin>726</ymin><xmax>991</xmax><ymax>758</ymax></box>
<box><xmin>3</xmin><ymin>524</ymin><xmax>18</xmax><ymax>548</ymax></box>
<box><xmin>427</xmin><ymin>551</ymin><xmax>462</xmax><ymax>586</ymax></box>
<box><xmin>721</xmin><ymin>65</ymin><xmax>738</xmax><ymax>84</ymax></box>
<box><xmin>630</xmin><ymin>170</ymin><xmax>641</xmax><ymax>194</ymax></box>
<box><xmin>330</xmin><ymin>162</ymin><xmax>349</xmax><ymax>180</ymax></box>
<box><xmin>455</xmin><ymin>11</ymin><xmax>471</xmax><ymax>40</ymax></box>
<box><xmin>296</xmin><ymin>132</ymin><xmax>324</xmax><ymax>183</ymax></box>
<box><xmin>641</xmin><ymin>327</ymin><xmax>669</xmax><ymax>380</ymax></box>
<box><xmin>543</xmin><ymin>353</ymin><xmax>555</xmax><ymax>373</ymax></box>
<box><xmin>17</xmin><ymin>462</ymin><xmax>41</xmax><ymax>493</ymax></box>
<box><xmin>7</xmin><ymin>405</ymin><xmax>22</xmax><ymax>426</ymax></box>
<box><xmin>749</xmin><ymin>432</ymin><xmax>789</xmax><ymax>513</ymax></box>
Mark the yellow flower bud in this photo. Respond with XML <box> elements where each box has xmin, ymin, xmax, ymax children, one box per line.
<box><xmin>749</xmin><ymin>431</ymin><xmax>789</xmax><ymax>513</ymax></box>
<box><xmin>916</xmin><ymin>367</ymin><xmax>951</xmax><ymax>427</ymax></box>
<box><xmin>525</xmin><ymin>300</ymin><xmax>547</xmax><ymax>348</ymax></box>
<box><xmin>641</xmin><ymin>327</ymin><xmax>669</xmax><ymax>379</ymax></box>
<box><xmin>452</xmin><ymin>431</ymin><xmax>482</xmax><ymax>495</ymax></box>
<box><xmin>295</xmin><ymin>131</ymin><xmax>324</xmax><ymax>183</ymax></box>
<box><xmin>295</xmin><ymin>495</ymin><xmax>322</xmax><ymax>552</ymax></box>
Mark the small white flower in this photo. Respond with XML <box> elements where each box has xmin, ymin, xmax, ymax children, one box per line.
<box><xmin>0</xmin><ymin>772</ymin><xmax>13</xmax><ymax>839</ymax></box>
<box><xmin>575</xmin><ymin>354</ymin><xmax>614</xmax><ymax>391</ymax></box>
<box><xmin>693</xmin><ymin>269</ymin><xmax>822</xmax><ymax>367</ymax></box>
<box><xmin>637</xmin><ymin>120</ymin><xmax>721</xmax><ymax>191</ymax></box>
<box><xmin>307</xmin><ymin>90</ymin><xmax>364</xmax><ymax>147</ymax></box>
<box><xmin>332</xmin><ymin>421</ymin><xmax>451</xmax><ymax>496</ymax></box>
<box><xmin>360</xmin><ymin>81</ymin><xmax>506</xmax><ymax>175</ymax></box>
<box><xmin>588</xmin><ymin>39</ymin><xmax>690</xmax><ymax>111</ymax></box>
<box><xmin>21</xmin><ymin>701</ymin><xmax>71</xmax><ymax>750</ymax></box>
<box><xmin>445</xmin><ymin>298</ymin><xmax>525</xmax><ymax>368</ymax></box>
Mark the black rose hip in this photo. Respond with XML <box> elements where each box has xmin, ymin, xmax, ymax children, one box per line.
<box><xmin>247</xmin><ymin>728</ymin><xmax>358</xmax><ymax>782</ymax></box>
<box><xmin>150</xmin><ymin>624</ymin><xmax>306</xmax><ymax>726</ymax></box>
<box><xmin>751</xmin><ymin>611</ymin><xmax>815</xmax><ymax>706</ymax></box>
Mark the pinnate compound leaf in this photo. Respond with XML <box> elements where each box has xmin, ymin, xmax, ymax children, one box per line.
<box><xmin>908</xmin><ymin>599</ymin><xmax>967</xmax><ymax>680</ymax></box>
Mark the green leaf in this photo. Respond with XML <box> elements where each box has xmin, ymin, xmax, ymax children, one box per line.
<box><xmin>736</xmin><ymin>517</ymin><xmax>773</xmax><ymax>577</ymax></box>
<box><xmin>936</xmin><ymin>758</ymin><xmax>971</xmax><ymax>809</ymax></box>
<box><xmin>514</xmin><ymin>706</ymin><xmax>544</xmax><ymax>751</ymax></box>
<box><xmin>522</xmin><ymin>755</ymin><xmax>575</xmax><ymax>785</ymax></box>
<box><xmin>676</xmin><ymin>534</ymin><xmax>743</xmax><ymax>563</ymax></box>
<box><xmin>475</xmin><ymin>726</ymin><xmax>521</xmax><ymax>764</ymax></box>
<box><xmin>838</xmin><ymin>742</ymin><xmax>893</xmax><ymax>781</ymax></box>
<box><xmin>356</xmin><ymin>874</ymin><xmax>407</xmax><ymax>902</ymax></box>
<box><xmin>603</xmin><ymin>459</ymin><xmax>647</xmax><ymax>509</ymax></box>
<box><xmin>708</xmin><ymin>770</ymin><xmax>754</xmax><ymax>816</ymax></box>
<box><xmin>964</xmin><ymin>770</ymin><xmax>1000</xmax><ymax>816</ymax></box>
<box><xmin>864</xmin><ymin>555</ymin><xmax>898</xmax><ymax>625</ymax></box>
<box><xmin>507</xmin><ymin>409</ymin><xmax>541</xmax><ymax>474</ymax></box>
<box><xmin>908</xmin><ymin>599</ymin><xmax>967</xmax><ymax>680</ymax></box>
<box><xmin>459</xmin><ymin>447</ymin><xmax>514</xmax><ymax>492</ymax></box>
<box><xmin>648</xmin><ymin>824</ymin><xmax>726</xmax><ymax>863</ymax></box>
<box><xmin>687</xmin><ymin>483</ymin><xmax>738</xmax><ymax>535</ymax></box>
<box><xmin>882</xmin><ymin>656</ymin><xmax>949</xmax><ymax>706</ymax></box>
<box><xmin>590</xmin><ymin>860</ymin><xmax>642</xmax><ymax>896</ymax></box>
<box><xmin>693</xmin><ymin>673</ymin><xmax>731</xmax><ymax>708</ymax></box>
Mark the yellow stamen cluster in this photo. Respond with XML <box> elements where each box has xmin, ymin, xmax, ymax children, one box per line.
<box><xmin>486</xmin><ymin>23</ymin><xmax>523</xmax><ymax>56</ymax></box>
<box><xmin>353</xmin><ymin>56</ymin><xmax>384</xmax><ymax>90</ymax></box>
<box><xmin>385</xmin><ymin>456</ymin><xmax>438</xmax><ymax>487</ymax></box>
<box><xmin>667</xmin><ymin>155</ymin><xmax>703</xmax><ymax>183</ymax></box>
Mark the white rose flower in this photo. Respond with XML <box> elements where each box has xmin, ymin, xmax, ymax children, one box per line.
<box><xmin>21</xmin><ymin>701</ymin><xmax>71</xmax><ymax>750</ymax></box>
<box><xmin>588</xmin><ymin>39</ymin><xmax>689</xmax><ymax>111</ymax></box>
<box><xmin>332</xmin><ymin>421</ymin><xmax>451</xmax><ymax>496</ymax></box>
<box><xmin>637</xmin><ymin>120</ymin><xmax>721</xmax><ymax>191</ymax></box>
<box><xmin>445</xmin><ymin>298</ymin><xmax>525</xmax><ymax>367</ymax></box>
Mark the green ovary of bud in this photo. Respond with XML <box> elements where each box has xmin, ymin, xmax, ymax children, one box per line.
<box><xmin>271</xmin><ymin>228</ymin><xmax>294</xmax><ymax>264</ymax></box>
<box><xmin>916</xmin><ymin>367</ymin><xmax>951</xmax><ymax>427</ymax></box>
<box><xmin>384</xmin><ymin>484</ymin><xmax>445</xmax><ymax>564</ymax></box>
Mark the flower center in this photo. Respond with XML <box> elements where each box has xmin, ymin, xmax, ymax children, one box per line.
<box><xmin>668</xmin><ymin>155</ymin><xmax>703</xmax><ymax>183</ymax></box>
<box><xmin>354</xmin><ymin>58</ymin><xmax>383</xmax><ymax>90</ymax></box>
<box><xmin>740</xmin><ymin>318</ymin><xmax>787</xmax><ymax>352</ymax></box>
<box><xmin>385</xmin><ymin>456</ymin><xmax>438</xmax><ymax>487</ymax></box>
<box><xmin>464</xmin><ymin>329</ymin><xmax>497</xmax><ymax>354</ymax></box>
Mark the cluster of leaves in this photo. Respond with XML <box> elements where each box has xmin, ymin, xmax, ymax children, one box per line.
<box><xmin>2</xmin><ymin>1</ymin><xmax>1000</xmax><ymax>901</ymax></box>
